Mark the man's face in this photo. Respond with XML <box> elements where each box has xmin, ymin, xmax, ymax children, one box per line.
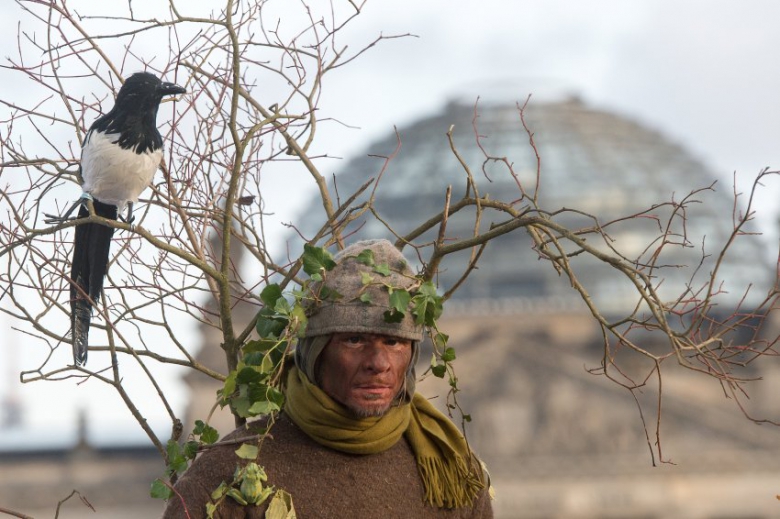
<box><xmin>317</xmin><ymin>333</ymin><xmax>413</xmax><ymax>418</ymax></box>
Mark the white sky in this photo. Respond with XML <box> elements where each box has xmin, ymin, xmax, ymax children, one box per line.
<box><xmin>1</xmin><ymin>0</ymin><xmax>779</xmax><ymax>449</ymax></box>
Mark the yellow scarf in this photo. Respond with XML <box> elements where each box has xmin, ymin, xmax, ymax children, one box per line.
<box><xmin>284</xmin><ymin>367</ymin><xmax>485</xmax><ymax>508</ymax></box>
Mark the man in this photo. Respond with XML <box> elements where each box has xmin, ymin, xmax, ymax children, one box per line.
<box><xmin>163</xmin><ymin>239</ymin><xmax>493</xmax><ymax>518</ymax></box>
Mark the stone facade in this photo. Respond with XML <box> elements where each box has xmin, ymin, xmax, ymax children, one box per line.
<box><xmin>419</xmin><ymin>309</ymin><xmax>780</xmax><ymax>518</ymax></box>
<box><xmin>0</xmin><ymin>444</ymin><xmax>164</xmax><ymax>518</ymax></box>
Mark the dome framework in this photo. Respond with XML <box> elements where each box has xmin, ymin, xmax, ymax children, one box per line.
<box><xmin>299</xmin><ymin>98</ymin><xmax>772</xmax><ymax>317</ymax></box>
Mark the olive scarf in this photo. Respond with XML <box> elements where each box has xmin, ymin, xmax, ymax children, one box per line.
<box><xmin>283</xmin><ymin>366</ymin><xmax>485</xmax><ymax>508</ymax></box>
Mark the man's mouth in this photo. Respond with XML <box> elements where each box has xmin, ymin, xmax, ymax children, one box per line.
<box><xmin>355</xmin><ymin>384</ymin><xmax>393</xmax><ymax>397</ymax></box>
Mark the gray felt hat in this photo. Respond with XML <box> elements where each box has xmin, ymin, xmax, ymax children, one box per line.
<box><xmin>303</xmin><ymin>239</ymin><xmax>424</xmax><ymax>341</ymax></box>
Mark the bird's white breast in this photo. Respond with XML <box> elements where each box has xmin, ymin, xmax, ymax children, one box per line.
<box><xmin>80</xmin><ymin>130</ymin><xmax>162</xmax><ymax>210</ymax></box>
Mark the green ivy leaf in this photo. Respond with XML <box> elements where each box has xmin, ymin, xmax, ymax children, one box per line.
<box><xmin>263</xmin><ymin>342</ymin><xmax>287</xmax><ymax>373</ymax></box>
<box><xmin>243</xmin><ymin>351</ymin><xmax>265</xmax><ymax>366</ymax></box>
<box><xmin>273</xmin><ymin>297</ymin><xmax>292</xmax><ymax>315</ymax></box>
<box><xmin>373</xmin><ymin>263</ymin><xmax>391</xmax><ymax>276</ymax></box>
<box><xmin>166</xmin><ymin>438</ymin><xmax>179</xmax><ymax>460</ymax></box>
<box><xmin>171</xmin><ymin>458</ymin><xmax>188</xmax><ymax>476</ymax></box>
<box><xmin>248</xmin><ymin>399</ymin><xmax>281</xmax><ymax>415</ymax></box>
<box><xmin>244</xmin><ymin>346</ymin><xmax>280</xmax><ymax>372</ymax></box>
<box><xmin>441</xmin><ymin>347</ymin><xmax>456</xmax><ymax>362</ymax></box>
<box><xmin>266</xmin><ymin>386</ymin><xmax>285</xmax><ymax>408</ymax></box>
<box><xmin>193</xmin><ymin>419</ymin><xmax>207</xmax><ymax>435</ymax></box>
<box><xmin>266</xmin><ymin>489</ymin><xmax>297</xmax><ymax>519</ymax></box>
<box><xmin>245</xmin><ymin>338</ymin><xmax>285</xmax><ymax>355</ymax></box>
<box><xmin>236</xmin><ymin>366</ymin><xmax>265</xmax><ymax>385</ymax></box>
<box><xmin>167</xmin><ymin>440</ymin><xmax>189</xmax><ymax>475</ymax></box>
<box><xmin>388</xmin><ymin>289</ymin><xmax>411</xmax><ymax>314</ymax></box>
<box><xmin>419</xmin><ymin>280</ymin><xmax>438</xmax><ymax>297</ymax></box>
<box><xmin>302</xmin><ymin>244</ymin><xmax>336</xmax><ymax>277</ymax></box>
<box><xmin>229</xmin><ymin>381</ymin><xmax>286</xmax><ymax>418</ymax></box>
<box><xmin>360</xmin><ymin>271</ymin><xmax>374</xmax><ymax>285</ymax></box>
<box><xmin>383</xmin><ymin>309</ymin><xmax>404</xmax><ymax>323</ymax></box>
<box><xmin>433</xmin><ymin>332</ymin><xmax>449</xmax><ymax>349</ymax></box>
<box><xmin>183</xmin><ymin>440</ymin><xmax>199</xmax><ymax>459</ymax></box>
<box><xmin>211</xmin><ymin>482</ymin><xmax>229</xmax><ymax>501</ymax></box>
<box><xmin>150</xmin><ymin>478</ymin><xmax>174</xmax><ymax>500</ymax></box>
<box><xmin>317</xmin><ymin>285</ymin><xmax>342</xmax><ymax>302</ymax></box>
<box><xmin>260</xmin><ymin>284</ymin><xmax>283</xmax><ymax>308</ymax></box>
<box><xmin>290</xmin><ymin>304</ymin><xmax>308</xmax><ymax>336</ymax></box>
<box><xmin>255</xmin><ymin>308</ymin><xmax>288</xmax><ymax>339</ymax></box>
<box><xmin>411</xmin><ymin>281</ymin><xmax>443</xmax><ymax>325</ymax></box>
<box><xmin>200</xmin><ymin>425</ymin><xmax>219</xmax><ymax>445</ymax></box>
<box><xmin>220</xmin><ymin>372</ymin><xmax>237</xmax><ymax>403</ymax></box>
<box><xmin>356</xmin><ymin>249</ymin><xmax>375</xmax><ymax>266</ymax></box>
<box><xmin>431</xmin><ymin>364</ymin><xmax>447</xmax><ymax>378</ymax></box>
<box><xmin>235</xmin><ymin>443</ymin><xmax>259</xmax><ymax>460</ymax></box>
<box><xmin>246</xmin><ymin>385</ymin><xmax>283</xmax><ymax>407</ymax></box>
<box><xmin>359</xmin><ymin>292</ymin><xmax>372</xmax><ymax>304</ymax></box>
<box><xmin>232</xmin><ymin>395</ymin><xmax>252</xmax><ymax>418</ymax></box>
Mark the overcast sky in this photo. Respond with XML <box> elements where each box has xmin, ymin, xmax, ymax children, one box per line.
<box><xmin>1</xmin><ymin>0</ymin><xmax>779</xmax><ymax>448</ymax></box>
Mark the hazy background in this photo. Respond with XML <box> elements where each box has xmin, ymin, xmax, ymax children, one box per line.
<box><xmin>1</xmin><ymin>0</ymin><xmax>778</xmax><ymax>449</ymax></box>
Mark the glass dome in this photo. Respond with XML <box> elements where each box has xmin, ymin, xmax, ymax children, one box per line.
<box><xmin>294</xmin><ymin>98</ymin><xmax>773</xmax><ymax>316</ymax></box>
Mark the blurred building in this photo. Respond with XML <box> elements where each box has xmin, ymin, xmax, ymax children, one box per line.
<box><xmin>0</xmin><ymin>424</ymin><xmax>164</xmax><ymax>518</ymax></box>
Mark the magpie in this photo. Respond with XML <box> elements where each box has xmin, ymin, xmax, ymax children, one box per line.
<box><xmin>51</xmin><ymin>72</ymin><xmax>185</xmax><ymax>366</ymax></box>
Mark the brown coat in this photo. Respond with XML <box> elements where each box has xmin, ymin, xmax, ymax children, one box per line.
<box><xmin>162</xmin><ymin>413</ymin><xmax>493</xmax><ymax>519</ymax></box>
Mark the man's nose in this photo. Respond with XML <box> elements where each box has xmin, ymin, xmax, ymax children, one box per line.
<box><xmin>363</xmin><ymin>339</ymin><xmax>391</xmax><ymax>372</ymax></box>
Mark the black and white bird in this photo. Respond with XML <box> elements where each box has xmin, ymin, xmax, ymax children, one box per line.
<box><xmin>51</xmin><ymin>72</ymin><xmax>185</xmax><ymax>366</ymax></box>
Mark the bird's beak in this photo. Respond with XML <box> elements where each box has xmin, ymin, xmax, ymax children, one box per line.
<box><xmin>158</xmin><ymin>82</ymin><xmax>186</xmax><ymax>97</ymax></box>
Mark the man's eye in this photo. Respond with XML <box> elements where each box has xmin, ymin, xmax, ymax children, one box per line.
<box><xmin>346</xmin><ymin>336</ymin><xmax>363</xmax><ymax>345</ymax></box>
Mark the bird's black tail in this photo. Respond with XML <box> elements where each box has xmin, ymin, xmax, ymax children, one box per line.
<box><xmin>70</xmin><ymin>200</ymin><xmax>117</xmax><ymax>366</ymax></box>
